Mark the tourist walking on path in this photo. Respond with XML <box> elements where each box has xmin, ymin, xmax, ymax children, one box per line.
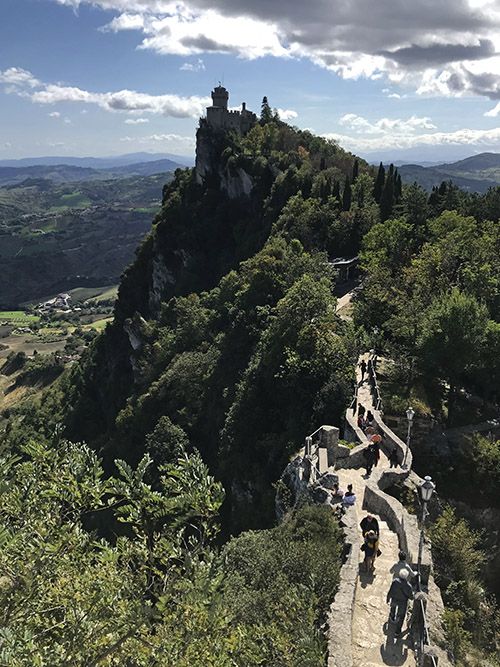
<box><xmin>363</xmin><ymin>444</ymin><xmax>377</xmax><ymax>476</ymax></box>
<box><xmin>366</xmin><ymin>409</ymin><xmax>374</xmax><ymax>426</ymax></box>
<box><xmin>389</xmin><ymin>447</ymin><xmax>399</xmax><ymax>468</ymax></box>
<box><xmin>360</xmin><ymin>514</ymin><xmax>380</xmax><ymax>538</ymax></box>
<box><xmin>370</xmin><ymin>434</ymin><xmax>382</xmax><ymax>466</ymax></box>
<box><xmin>390</xmin><ymin>551</ymin><xmax>417</xmax><ymax>581</ymax></box>
<box><xmin>386</xmin><ymin>570</ymin><xmax>414</xmax><ymax>635</ymax></box>
<box><xmin>359</xmin><ymin>359</ymin><xmax>367</xmax><ymax>382</ymax></box>
<box><xmin>361</xmin><ymin>530</ymin><xmax>380</xmax><ymax>572</ymax></box>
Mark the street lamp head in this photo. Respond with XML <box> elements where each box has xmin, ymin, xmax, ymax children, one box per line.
<box><xmin>420</xmin><ymin>475</ymin><xmax>435</xmax><ymax>502</ymax></box>
<box><xmin>406</xmin><ymin>406</ymin><xmax>415</xmax><ymax>423</ymax></box>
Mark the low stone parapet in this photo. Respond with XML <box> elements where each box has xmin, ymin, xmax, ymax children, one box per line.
<box><xmin>327</xmin><ymin>507</ymin><xmax>359</xmax><ymax>667</ymax></box>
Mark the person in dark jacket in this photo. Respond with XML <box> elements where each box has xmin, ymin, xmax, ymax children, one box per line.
<box><xmin>389</xmin><ymin>447</ymin><xmax>399</xmax><ymax>468</ymax></box>
<box><xmin>363</xmin><ymin>444</ymin><xmax>377</xmax><ymax>476</ymax></box>
<box><xmin>386</xmin><ymin>570</ymin><xmax>414</xmax><ymax>635</ymax></box>
<box><xmin>359</xmin><ymin>359</ymin><xmax>367</xmax><ymax>382</ymax></box>
<box><xmin>360</xmin><ymin>514</ymin><xmax>380</xmax><ymax>538</ymax></box>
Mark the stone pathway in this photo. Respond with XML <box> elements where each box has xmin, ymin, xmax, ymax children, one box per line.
<box><xmin>335</xmin><ymin>290</ymin><xmax>355</xmax><ymax>321</ymax></box>
<box><xmin>334</xmin><ymin>357</ymin><xmax>416</xmax><ymax>666</ymax></box>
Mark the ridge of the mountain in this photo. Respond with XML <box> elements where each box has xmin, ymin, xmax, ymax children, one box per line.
<box><xmin>0</xmin><ymin>152</ymin><xmax>194</xmax><ymax>169</ymax></box>
<box><xmin>0</xmin><ymin>158</ymin><xmax>186</xmax><ymax>187</ymax></box>
<box><xmin>398</xmin><ymin>151</ymin><xmax>500</xmax><ymax>192</ymax></box>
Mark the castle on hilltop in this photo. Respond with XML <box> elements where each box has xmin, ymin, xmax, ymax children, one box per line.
<box><xmin>204</xmin><ymin>85</ymin><xmax>257</xmax><ymax>133</ymax></box>
<box><xmin>195</xmin><ymin>85</ymin><xmax>258</xmax><ymax>188</ymax></box>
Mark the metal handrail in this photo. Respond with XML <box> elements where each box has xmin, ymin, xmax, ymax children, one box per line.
<box><xmin>414</xmin><ymin>581</ymin><xmax>438</xmax><ymax>667</ymax></box>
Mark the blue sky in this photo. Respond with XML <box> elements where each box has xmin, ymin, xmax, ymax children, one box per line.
<box><xmin>1</xmin><ymin>0</ymin><xmax>500</xmax><ymax>162</ymax></box>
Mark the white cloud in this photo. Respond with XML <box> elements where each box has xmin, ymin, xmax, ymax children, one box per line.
<box><xmin>277</xmin><ymin>108</ymin><xmax>298</xmax><ymax>121</ymax></box>
<box><xmin>0</xmin><ymin>66</ymin><xmax>40</xmax><ymax>88</ymax></box>
<box><xmin>48</xmin><ymin>111</ymin><xmax>61</xmax><ymax>118</ymax></box>
<box><xmin>120</xmin><ymin>132</ymin><xmax>196</xmax><ymax>152</ymax></box>
<box><xmin>48</xmin><ymin>0</ymin><xmax>500</xmax><ymax>101</ymax></box>
<box><xmin>64</xmin><ymin>117</ymin><xmax>72</xmax><ymax>124</ymax></box>
<box><xmin>339</xmin><ymin>113</ymin><xmax>436</xmax><ymax>134</ymax></box>
<box><xmin>180</xmin><ymin>58</ymin><xmax>205</xmax><ymax>72</ymax></box>
<box><xmin>125</xmin><ymin>117</ymin><xmax>150</xmax><ymax>124</ymax></box>
<box><xmin>485</xmin><ymin>101</ymin><xmax>500</xmax><ymax>116</ymax></box>
<box><xmin>0</xmin><ymin>67</ymin><xmax>210</xmax><ymax>118</ymax></box>
<box><xmin>324</xmin><ymin>126</ymin><xmax>500</xmax><ymax>153</ymax></box>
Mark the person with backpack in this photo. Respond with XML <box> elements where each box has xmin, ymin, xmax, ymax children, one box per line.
<box><xmin>361</xmin><ymin>529</ymin><xmax>380</xmax><ymax>572</ymax></box>
<box><xmin>386</xmin><ymin>570</ymin><xmax>414</xmax><ymax>635</ymax></box>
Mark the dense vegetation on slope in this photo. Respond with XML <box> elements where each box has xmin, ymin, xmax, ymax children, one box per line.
<box><xmin>0</xmin><ymin>436</ymin><xmax>341</xmax><ymax>666</ymax></box>
<box><xmin>3</xmin><ymin>111</ymin><xmax>500</xmax><ymax>665</ymax></box>
<box><xmin>354</xmin><ymin>192</ymin><xmax>500</xmax><ymax>426</ymax></box>
<box><xmin>5</xmin><ymin>118</ymin><xmax>371</xmax><ymax>530</ymax></box>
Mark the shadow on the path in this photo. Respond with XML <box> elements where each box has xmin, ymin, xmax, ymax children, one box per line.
<box><xmin>358</xmin><ymin>562</ymin><xmax>376</xmax><ymax>588</ymax></box>
<box><xmin>379</xmin><ymin>622</ymin><xmax>413</xmax><ymax>665</ymax></box>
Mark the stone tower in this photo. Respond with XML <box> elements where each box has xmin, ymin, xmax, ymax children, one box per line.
<box><xmin>211</xmin><ymin>84</ymin><xmax>229</xmax><ymax>109</ymax></box>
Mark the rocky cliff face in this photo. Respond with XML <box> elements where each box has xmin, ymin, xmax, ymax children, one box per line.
<box><xmin>195</xmin><ymin>123</ymin><xmax>255</xmax><ymax>199</ymax></box>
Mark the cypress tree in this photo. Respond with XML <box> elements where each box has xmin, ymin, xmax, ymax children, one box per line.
<box><xmin>380</xmin><ymin>165</ymin><xmax>395</xmax><ymax>221</ymax></box>
<box><xmin>373</xmin><ymin>162</ymin><xmax>385</xmax><ymax>203</ymax></box>
<box><xmin>352</xmin><ymin>159</ymin><xmax>359</xmax><ymax>183</ymax></box>
<box><xmin>395</xmin><ymin>172</ymin><xmax>403</xmax><ymax>201</ymax></box>
<box><xmin>342</xmin><ymin>175</ymin><xmax>352</xmax><ymax>211</ymax></box>
<box><xmin>332</xmin><ymin>179</ymin><xmax>340</xmax><ymax>201</ymax></box>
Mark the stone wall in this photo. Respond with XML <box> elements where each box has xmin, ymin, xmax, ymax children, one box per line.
<box><xmin>327</xmin><ymin>508</ymin><xmax>359</xmax><ymax>667</ymax></box>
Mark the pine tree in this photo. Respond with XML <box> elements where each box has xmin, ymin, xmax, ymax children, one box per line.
<box><xmin>260</xmin><ymin>96</ymin><xmax>273</xmax><ymax>124</ymax></box>
<box><xmin>373</xmin><ymin>162</ymin><xmax>385</xmax><ymax>203</ymax></box>
<box><xmin>352</xmin><ymin>159</ymin><xmax>359</xmax><ymax>183</ymax></box>
<box><xmin>342</xmin><ymin>175</ymin><xmax>352</xmax><ymax>211</ymax></box>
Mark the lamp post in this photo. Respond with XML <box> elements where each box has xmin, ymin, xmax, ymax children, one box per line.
<box><xmin>417</xmin><ymin>475</ymin><xmax>436</xmax><ymax>581</ymax></box>
<box><xmin>402</xmin><ymin>406</ymin><xmax>415</xmax><ymax>470</ymax></box>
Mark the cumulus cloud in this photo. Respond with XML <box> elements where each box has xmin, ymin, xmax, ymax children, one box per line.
<box><xmin>49</xmin><ymin>0</ymin><xmax>500</xmax><ymax>100</ymax></box>
<box><xmin>277</xmin><ymin>108</ymin><xmax>298</xmax><ymax>121</ymax></box>
<box><xmin>120</xmin><ymin>132</ymin><xmax>196</xmax><ymax>152</ymax></box>
<box><xmin>339</xmin><ymin>113</ymin><xmax>436</xmax><ymax>134</ymax></box>
<box><xmin>0</xmin><ymin>67</ymin><xmax>210</xmax><ymax>118</ymax></box>
<box><xmin>180</xmin><ymin>58</ymin><xmax>205</xmax><ymax>71</ymax></box>
<box><xmin>0</xmin><ymin>66</ymin><xmax>40</xmax><ymax>88</ymax></box>
<box><xmin>48</xmin><ymin>111</ymin><xmax>61</xmax><ymax>118</ymax></box>
<box><xmin>125</xmin><ymin>117</ymin><xmax>150</xmax><ymax>123</ymax></box>
<box><xmin>324</xmin><ymin>126</ymin><xmax>500</xmax><ymax>153</ymax></box>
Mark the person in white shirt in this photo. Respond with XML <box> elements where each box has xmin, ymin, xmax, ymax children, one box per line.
<box><xmin>390</xmin><ymin>551</ymin><xmax>417</xmax><ymax>580</ymax></box>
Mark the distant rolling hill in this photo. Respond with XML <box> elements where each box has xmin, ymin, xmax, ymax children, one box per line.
<box><xmin>0</xmin><ymin>172</ymin><xmax>174</xmax><ymax>306</ymax></box>
<box><xmin>0</xmin><ymin>157</ymin><xmax>188</xmax><ymax>187</ymax></box>
<box><xmin>0</xmin><ymin>152</ymin><xmax>194</xmax><ymax>169</ymax></box>
<box><xmin>398</xmin><ymin>152</ymin><xmax>500</xmax><ymax>193</ymax></box>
